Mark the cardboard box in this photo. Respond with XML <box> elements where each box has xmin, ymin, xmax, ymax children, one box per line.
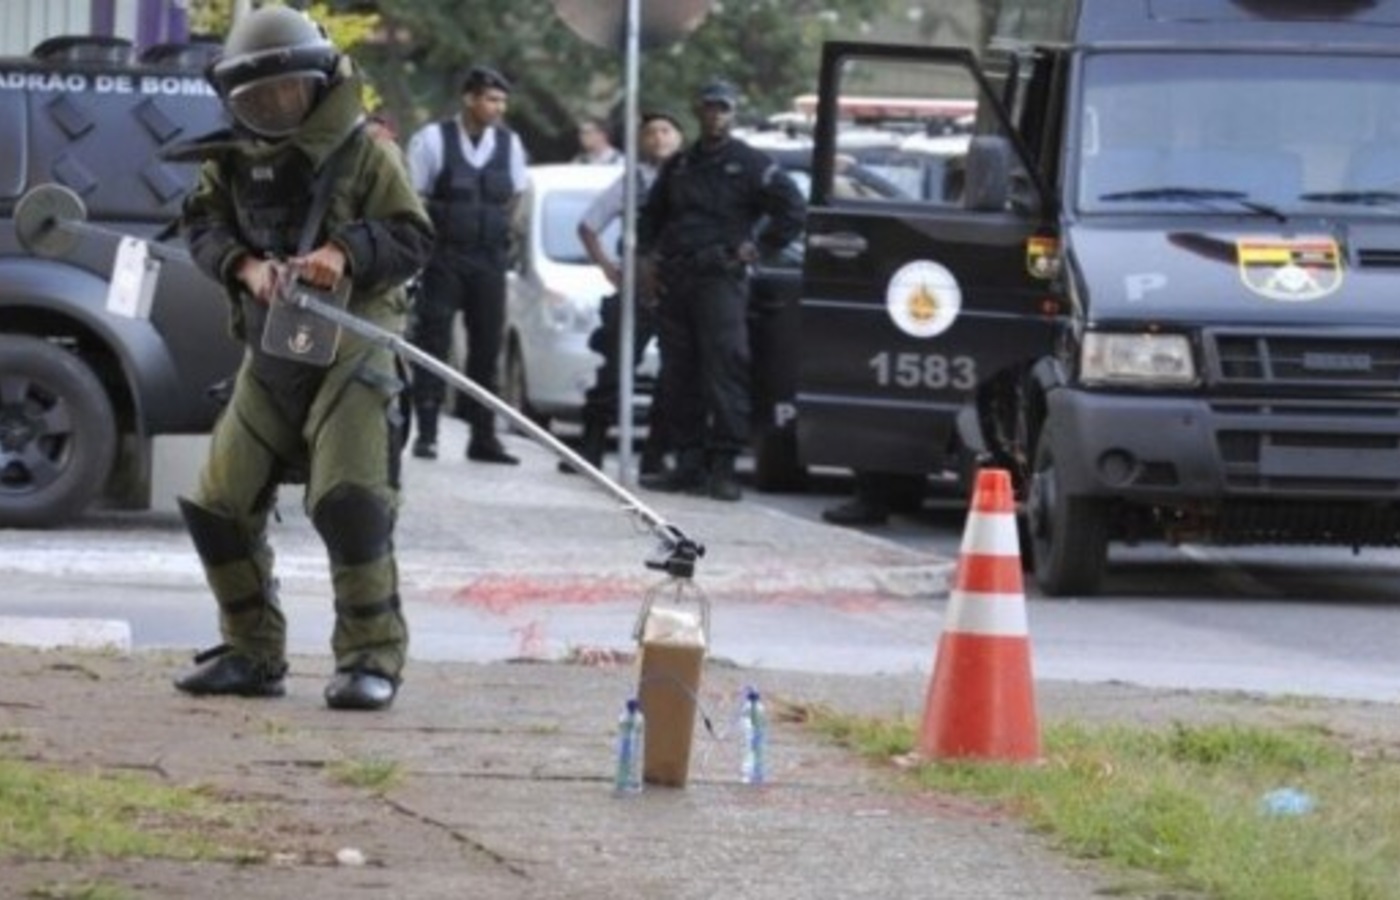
<box><xmin>636</xmin><ymin>603</ymin><xmax>707</xmax><ymax>787</ymax></box>
<box><xmin>638</xmin><ymin>639</ymin><xmax>705</xmax><ymax>786</ymax></box>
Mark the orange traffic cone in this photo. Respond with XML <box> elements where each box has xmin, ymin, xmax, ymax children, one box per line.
<box><xmin>918</xmin><ymin>467</ymin><xmax>1040</xmax><ymax>762</ymax></box>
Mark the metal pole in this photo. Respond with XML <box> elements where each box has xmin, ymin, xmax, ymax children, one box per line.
<box><xmin>616</xmin><ymin>0</ymin><xmax>642</xmax><ymax>483</ymax></box>
<box><xmin>285</xmin><ymin>288</ymin><xmax>702</xmax><ymax>574</ymax></box>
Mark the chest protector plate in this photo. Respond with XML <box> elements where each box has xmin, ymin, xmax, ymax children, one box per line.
<box><xmin>232</xmin><ymin>150</ymin><xmax>316</xmax><ymax>257</ymax></box>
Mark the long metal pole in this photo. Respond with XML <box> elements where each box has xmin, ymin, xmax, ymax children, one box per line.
<box><xmin>277</xmin><ymin>289</ymin><xmax>701</xmax><ymax>576</ymax></box>
<box><xmin>616</xmin><ymin>0</ymin><xmax>642</xmax><ymax>483</ymax></box>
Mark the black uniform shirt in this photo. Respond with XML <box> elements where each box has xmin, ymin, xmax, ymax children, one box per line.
<box><xmin>639</xmin><ymin>136</ymin><xmax>805</xmax><ymax>260</ymax></box>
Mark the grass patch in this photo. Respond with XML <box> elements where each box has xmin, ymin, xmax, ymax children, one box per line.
<box><xmin>328</xmin><ymin>757</ymin><xmax>402</xmax><ymax>793</ymax></box>
<box><xmin>805</xmin><ymin>708</ymin><xmax>1400</xmax><ymax>900</ymax></box>
<box><xmin>0</xmin><ymin>758</ymin><xmax>262</xmax><ymax>863</ymax></box>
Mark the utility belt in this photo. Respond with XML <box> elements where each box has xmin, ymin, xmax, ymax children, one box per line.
<box><xmin>663</xmin><ymin>243</ymin><xmax>747</xmax><ymax>278</ymax></box>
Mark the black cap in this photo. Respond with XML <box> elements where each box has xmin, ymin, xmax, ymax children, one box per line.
<box><xmin>641</xmin><ymin>108</ymin><xmax>684</xmax><ymax>132</ymax></box>
<box><xmin>696</xmin><ymin>79</ymin><xmax>739</xmax><ymax>110</ymax></box>
<box><xmin>461</xmin><ymin>65</ymin><xmax>511</xmax><ymax>95</ymax></box>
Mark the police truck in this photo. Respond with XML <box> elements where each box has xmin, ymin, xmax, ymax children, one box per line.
<box><xmin>797</xmin><ymin>0</ymin><xmax>1400</xmax><ymax>594</ymax></box>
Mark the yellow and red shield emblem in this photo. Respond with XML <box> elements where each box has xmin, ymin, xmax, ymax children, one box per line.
<box><xmin>1237</xmin><ymin>237</ymin><xmax>1342</xmax><ymax>302</ymax></box>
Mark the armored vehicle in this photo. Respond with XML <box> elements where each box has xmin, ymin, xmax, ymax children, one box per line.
<box><xmin>1</xmin><ymin>35</ymin><xmax>234</xmax><ymax>526</ymax></box>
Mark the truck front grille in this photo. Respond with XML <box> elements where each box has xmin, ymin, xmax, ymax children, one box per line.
<box><xmin>1213</xmin><ymin>333</ymin><xmax>1400</xmax><ymax>388</ymax></box>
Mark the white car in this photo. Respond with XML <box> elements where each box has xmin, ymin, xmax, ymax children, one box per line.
<box><xmin>502</xmin><ymin>163</ymin><xmax>659</xmax><ymax>429</ymax></box>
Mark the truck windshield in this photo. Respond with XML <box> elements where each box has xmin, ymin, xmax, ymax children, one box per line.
<box><xmin>1075</xmin><ymin>51</ymin><xmax>1400</xmax><ymax>217</ymax></box>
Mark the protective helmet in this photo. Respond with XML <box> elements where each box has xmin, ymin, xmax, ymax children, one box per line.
<box><xmin>208</xmin><ymin>7</ymin><xmax>339</xmax><ymax>139</ymax></box>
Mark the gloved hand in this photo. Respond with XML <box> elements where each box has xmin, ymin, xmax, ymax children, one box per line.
<box><xmin>236</xmin><ymin>255</ymin><xmax>286</xmax><ymax>306</ymax></box>
<box><xmin>291</xmin><ymin>242</ymin><xmax>348</xmax><ymax>289</ymax></box>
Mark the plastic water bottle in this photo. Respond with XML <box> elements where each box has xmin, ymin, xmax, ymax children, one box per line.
<box><xmin>614</xmin><ymin>698</ymin><xmax>645</xmax><ymax>794</ymax></box>
<box><xmin>740</xmin><ymin>688</ymin><xmax>768</xmax><ymax>785</ymax></box>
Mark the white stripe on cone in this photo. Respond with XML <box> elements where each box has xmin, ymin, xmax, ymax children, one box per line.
<box><xmin>943</xmin><ymin>590</ymin><xmax>1029</xmax><ymax>637</ymax></box>
<box><xmin>959</xmin><ymin>510</ymin><xmax>1019</xmax><ymax>556</ymax></box>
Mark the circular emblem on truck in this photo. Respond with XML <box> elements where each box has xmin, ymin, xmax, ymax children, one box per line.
<box><xmin>885</xmin><ymin>260</ymin><xmax>962</xmax><ymax>338</ymax></box>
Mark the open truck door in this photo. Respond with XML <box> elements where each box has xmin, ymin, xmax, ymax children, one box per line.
<box><xmin>796</xmin><ymin>42</ymin><xmax>1062</xmax><ymax>482</ymax></box>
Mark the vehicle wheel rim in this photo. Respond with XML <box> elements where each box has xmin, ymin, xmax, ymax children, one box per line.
<box><xmin>0</xmin><ymin>372</ymin><xmax>74</xmax><ymax>495</ymax></box>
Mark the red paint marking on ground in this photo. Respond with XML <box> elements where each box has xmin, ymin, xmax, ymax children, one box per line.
<box><xmin>446</xmin><ymin>575</ymin><xmax>644</xmax><ymax>615</ymax></box>
<box><xmin>436</xmin><ymin>575</ymin><xmax>895</xmax><ymax>615</ymax></box>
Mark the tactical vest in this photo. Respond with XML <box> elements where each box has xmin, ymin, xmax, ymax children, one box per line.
<box><xmin>426</xmin><ymin>120</ymin><xmax>514</xmax><ymax>255</ymax></box>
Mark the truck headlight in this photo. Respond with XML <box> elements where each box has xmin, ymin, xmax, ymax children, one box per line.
<box><xmin>1080</xmin><ymin>332</ymin><xmax>1196</xmax><ymax>386</ymax></box>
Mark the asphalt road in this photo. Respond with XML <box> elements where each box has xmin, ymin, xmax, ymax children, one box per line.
<box><xmin>748</xmin><ymin>466</ymin><xmax>1400</xmax><ymax>702</ymax></box>
<box><xmin>2</xmin><ymin>431</ymin><xmax>1398</xmax><ymax>703</ymax></box>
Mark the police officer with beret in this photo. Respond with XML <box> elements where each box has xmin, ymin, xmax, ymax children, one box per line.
<box><xmin>638</xmin><ymin>80</ymin><xmax>806</xmax><ymax>501</ymax></box>
<box><xmin>171</xmin><ymin>6</ymin><xmax>434</xmax><ymax>710</ymax></box>
<box><xmin>405</xmin><ymin>65</ymin><xmax>529</xmax><ymax>464</ymax></box>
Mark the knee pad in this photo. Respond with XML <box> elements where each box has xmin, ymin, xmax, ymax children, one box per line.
<box><xmin>178</xmin><ymin>496</ymin><xmax>250</xmax><ymax>568</ymax></box>
<box><xmin>312</xmin><ymin>483</ymin><xmax>394</xmax><ymax>567</ymax></box>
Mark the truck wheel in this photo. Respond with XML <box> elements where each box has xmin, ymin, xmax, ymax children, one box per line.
<box><xmin>0</xmin><ymin>335</ymin><xmax>116</xmax><ymax>527</ymax></box>
<box><xmin>1026</xmin><ymin>429</ymin><xmax>1108</xmax><ymax>597</ymax></box>
<box><xmin>752</xmin><ymin>427</ymin><xmax>807</xmax><ymax>493</ymax></box>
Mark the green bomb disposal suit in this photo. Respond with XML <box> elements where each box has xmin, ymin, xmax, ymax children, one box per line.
<box><xmin>178</xmin><ymin>62</ymin><xmax>434</xmax><ymax>686</ymax></box>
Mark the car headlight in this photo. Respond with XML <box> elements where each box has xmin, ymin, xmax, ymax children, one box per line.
<box><xmin>541</xmin><ymin>290</ymin><xmax>597</xmax><ymax>334</ymax></box>
<box><xmin>1080</xmin><ymin>332</ymin><xmax>1196</xmax><ymax>387</ymax></box>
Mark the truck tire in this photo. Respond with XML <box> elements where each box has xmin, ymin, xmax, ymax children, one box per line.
<box><xmin>752</xmin><ymin>427</ymin><xmax>807</xmax><ymax>493</ymax></box>
<box><xmin>1026</xmin><ymin>425</ymin><xmax>1108</xmax><ymax>597</ymax></box>
<box><xmin>0</xmin><ymin>335</ymin><xmax>117</xmax><ymax>527</ymax></box>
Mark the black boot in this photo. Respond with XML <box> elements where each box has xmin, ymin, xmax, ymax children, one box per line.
<box><xmin>325</xmin><ymin>668</ymin><xmax>398</xmax><ymax>711</ymax></box>
<box><xmin>821</xmin><ymin>494</ymin><xmax>890</xmax><ymax>526</ymax></box>
<box><xmin>412</xmin><ymin>404</ymin><xmax>439</xmax><ymax>460</ymax></box>
<box><xmin>640</xmin><ymin>448</ymin><xmax>706</xmax><ymax>494</ymax></box>
<box><xmin>467</xmin><ymin>427</ymin><xmax>519</xmax><ymax>465</ymax></box>
<box><xmin>174</xmin><ymin>645</ymin><xmax>287</xmax><ymax>698</ymax></box>
<box><xmin>707</xmin><ymin>453</ymin><xmax>743</xmax><ymax>502</ymax></box>
<box><xmin>559</xmin><ymin>415</ymin><xmax>608</xmax><ymax>474</ymax></box>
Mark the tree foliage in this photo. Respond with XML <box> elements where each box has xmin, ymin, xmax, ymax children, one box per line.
<box><xmin>354</xmin><ymin>0</ymin><xmax>896</xmax><ymax>160</ymax></box>
<box><xmin>190</xmin><ymin>1</ymin><xmax>1002</xmax><ymax>161</ymax></box>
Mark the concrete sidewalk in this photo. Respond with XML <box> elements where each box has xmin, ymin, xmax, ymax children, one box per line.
<box><xmin>0</xmin><ymin>647</ymin><xmax>1124</xmax><ymax>899</ymax></box>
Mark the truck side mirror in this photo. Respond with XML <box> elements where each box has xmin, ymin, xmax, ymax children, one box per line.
<box><xmin>962</xmin><ymin>135</ymin><xmax>1012</xmax><ymax>212</ymax></box>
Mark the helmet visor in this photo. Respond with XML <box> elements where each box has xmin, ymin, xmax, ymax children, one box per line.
<box><xmin>227</xmin><ymin>72</ymin><xmax>324</xmax><ymax>138</ymax></box>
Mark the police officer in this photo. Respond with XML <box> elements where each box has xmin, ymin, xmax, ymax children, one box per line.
<box><xmin>405</xmin><ymin>65</ymin><xmax>529</xmax><ymax>465</ymax></box>
<box><xmin>565</xmin><ymin>109</ymin><xmax>684</xmax><ymax>475</ymax></box>
<box><xmin>637</xmin><ymin>80</ymin><xmax>805</xmax><ymax>501</ymax></box>
<box><xmin>171</xmin><ymin>7</ymin><xmax>434</xmax><ymax>710</ymax></box>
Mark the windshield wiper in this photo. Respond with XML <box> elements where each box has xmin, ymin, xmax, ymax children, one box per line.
<box><xmin>1098</xmin><ymin>186</ymin><xmax>1287</xmax><ymax>222</ymax></box>
<box><xmin>1298</xmin><ymin>190</ymin><xmax>1400</xmax><ymax>207</ymax></box>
